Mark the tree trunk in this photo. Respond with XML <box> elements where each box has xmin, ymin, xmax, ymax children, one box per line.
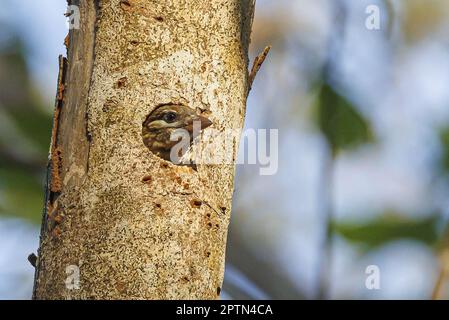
<box><xmin>33</xmin><ymin>0</ymin><xmax>255</xmax><ymax>299</ymax></box>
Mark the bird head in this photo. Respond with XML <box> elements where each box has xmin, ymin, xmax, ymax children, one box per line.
<box><xmin>142</xmin><ymin>104</ymin><xmax>213</xmax><ymax>161</ymax></box>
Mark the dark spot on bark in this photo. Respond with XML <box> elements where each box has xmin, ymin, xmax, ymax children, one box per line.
<box><xmin>220</xmin><ymin>207</ymin><xmax>227</xmax><ymax>214</ymax></box>
<box><xmin>176</xmin><ymin>176</ymin><xmax>182</xmax><ymax>184</ymax></box>
<box><xmin>50</xmin><ymin>147</ymin><xmax>63</xmax><ymax>193</ymax></box>
<box><xmin>53</xmin><ymin>213</ymin><xmax>65</xmax><ymax>224</ymax></box>
<box><xmin>206</xmin><ymin>213</ymin><xmax>211</xmax><ymax>218</ymax></box>
<box><xmin>115</xmin><ymin>77</ymin><xmax>127</xmax><ymax>89</ymax></box>
<box><xmin>155</xmin><ymin>202</ymin><xmax>161</xmax><ymax>209</ymax></box>
<box><xmin>191</xmin><ymin>199</ymin><xmax>202</xmax><ymax>208</ymax></box>
<box><xmin>116</xmin><ymin>281</ymin><xmax>127</xmax><ymax>293</ymax></box>
<box><xmin>51</xmin><ymin>226</ymin><xmax>63</xmax><ymax>239</ymax></box>
<box><xmin>217</xmin><ymin>287</ymin><xmax>221</xmax><ymax>295</ymax></box>
<box><xmin>183</xmin><ymin>183</ymin><xmax>189</xmax><ymax>189</ymax></box>
<box><xmin>154</xmin><ymin>16</ymin><xmax>164</xmax><ymax>22</ymax></box>
<box><xmin>207</xmin><ymin>222</ymin><xmax>212</xmax><ymax>228</ymax></box>
<box><xmin>102</xmin><ymin>98</ymin><xmax>117</xmax><ymax>113</ymax></box>
<box><xmin>120</xmin><ymin>0</ymin><xmax>131</xmax><ymax>10</ymax></box>
<box><xmin>206</xmin><ymin>251</ymin><xmax>211</xmax><ymax>257</ymax></box>
<box><xmin>142</xmin><ymin>175</ymin><xmax>152</xmax><ymax>183</ymax></box>
<box><xmin>130</xmin><ymin>40</ymin><xmax>139</xmax><ymax>45</ymax></box>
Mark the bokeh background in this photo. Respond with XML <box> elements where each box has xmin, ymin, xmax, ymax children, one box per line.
<box><xmin>2</xmin><ymin>0</ymin><xmax>449</xmax><ymax>299</ymax></box>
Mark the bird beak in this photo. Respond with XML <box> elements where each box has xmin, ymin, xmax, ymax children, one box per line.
<box><xmin>184</xmin><ymin>115</ymin><xmax>212</xmax><ymax>133</ymax></box>
<box><xmin>197</xmin><ymin>115</ymin><xmax>213</xmax><ymax>129</ymax></box>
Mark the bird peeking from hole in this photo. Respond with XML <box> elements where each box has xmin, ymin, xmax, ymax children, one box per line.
<box><xmin>142</xmin><ymin>104</ymin><xmax>212</xmax><ymax>167</ymax></box>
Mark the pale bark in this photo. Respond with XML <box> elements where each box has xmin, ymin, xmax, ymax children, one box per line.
<box><xmin>33</xmin><ymin>0</ymin><xmax>255</xmax><ymax>299</ymax></box>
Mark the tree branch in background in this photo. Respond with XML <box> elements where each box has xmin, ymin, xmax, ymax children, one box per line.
<box><xmin>316</xmin><ymin>147</ymin><xmax>335</xmax><ymax>300</ymax></box>
<box><xmin>432</xmin><ymin>225</ymin><xmax>449</xmax><ymax>300</ymax></box>
<box><xmin>432</xmin><ymin>248</ymin><xmax>449</xmax><ymax>299</ymax></box>
<box><xmin>0</xmin><ymin>148</ymin><xmax>45</xmax><ymax>174</ymax></box>
<box><xmin>248</xmin><ymin>45</ymin><xmax>271</xmax><ymax>92</ymax></box>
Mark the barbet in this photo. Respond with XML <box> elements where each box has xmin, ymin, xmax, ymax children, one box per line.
<box><xmin>142</xmin><ymin>104</ymin><xmax>212</xmax><ymax>164</ymax></box>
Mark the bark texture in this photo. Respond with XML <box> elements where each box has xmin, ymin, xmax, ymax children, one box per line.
<box><xmin>33</xmin><ymin>0</ymin><xmax>255</xmax><ymax>299</ymax></box>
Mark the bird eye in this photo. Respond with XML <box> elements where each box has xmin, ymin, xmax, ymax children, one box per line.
<box><xmin>163</xmin><ymin>112</ymin><xmax>177</xmax><ymax>123</ymax></box>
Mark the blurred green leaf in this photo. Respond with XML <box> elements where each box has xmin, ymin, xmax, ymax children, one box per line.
<box><xmin>0</xmin><ymin>39</ymin><xmax>52</xmax><ymax>154</ymax></box>
<box><xmin>7</xmin><ymin>106</ymin><xmax>52</xmax><ymax>154</ymax></box>
<box><xmin>438</xmin><ymin>126</ymin><xmax>449</xmax><ymax>173</ymax></box>
<box><xmin>332</xmin><ymin>213</ymin><xmax>440</xmax><ymax>250</ymax></box>
<box><xmin>384</xmin><ymin>0</ymin><xmax>395</xmax><ymax>39</ymax></box>
<box><xmin>0</xmin><ymin>168</ymin><xmax>44</xmax><ymax>224</ymax></box>
<box><xmin>0</xmin><ymin>39</ymin><xmax>30</xmax><ymax>106</ymax></box>
<box><xmin>0</xmin><ymin>33</ymin><xmax>48</xmax><ymax>224</ymax></box>
<box><xmin>314</xmin><ymin>84</ymin><xmax>374</xmax><ymax>155</ymax></box>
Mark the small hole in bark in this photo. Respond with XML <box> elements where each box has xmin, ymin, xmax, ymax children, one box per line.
<box><xmin>120</xmin><ymin>0</ymin><xmax>131</xmax><ymax>10</ymax></box>
<box><xmin>142</xmin><ymin>175</ymin><xmax>152</xmax><ymax>183</ymax></box>
<box><xmin>154</xmin><ymin>16</ymin><xmax>164</xmax><ymax>22</ymax></box>
<box><xmin>207</xmin><ymin>222</ymin><xmax>212</xmax><ymax>228</ymax></box>
<box><xmin>102</xmin><ymin>98</ymin><xmax>118</xmax><ymax>113</ymax></box>
<box><xmin>206</xmin><ymin>213</ymin><xmax>211</xmax><ymax>218</ymax></box>
<box><xmin>217</xmin><ymin>287</ymin><xmax>221</xmax><ymax>295</ymax></box>
<box><xmin>115</xmin><ymin>77</ymin><xmax>127</xmax><ymax>89</ymax></box>
<box><xmin>220</xmin><ymin>207</ymin><xmax>227</xmax><ymax>214</ymax></box>
<box><xmin>206</xmin><ymin>251</ymin><xmax>211</xmax><ymax>257</ymax></box>
<box><xmin>191</xmin><ymin>199</ymin><xmax>202</xmax><ymax>208</ymax></box>
<box><xmin>155</xmin><ymin>203</ymin><xmax>161</xmax><ymax>209</ymax></box>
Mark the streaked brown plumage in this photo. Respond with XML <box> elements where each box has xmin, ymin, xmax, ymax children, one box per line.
<box><xmin>142</xmin><ymin>104</ymin><xmax>212</xmax><ymax>163</ymax></box>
